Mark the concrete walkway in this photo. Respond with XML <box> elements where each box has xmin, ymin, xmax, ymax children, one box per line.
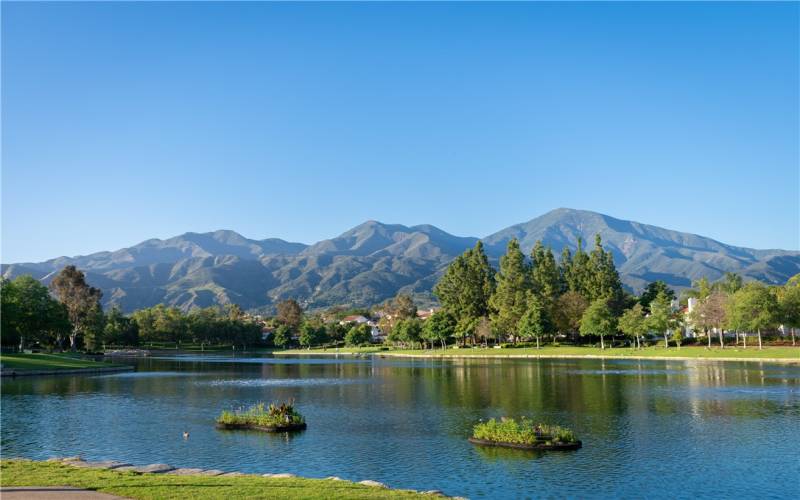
<box><xmin>0</xmin><ymin>487</ymin><xmax>128</xmax><ymax>499</ymax></box>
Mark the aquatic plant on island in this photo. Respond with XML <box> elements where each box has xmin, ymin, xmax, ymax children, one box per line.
<box><xmin>470</xmin><ymin>417</ymin><xmax>581</xmax><ymax>450</ymax></box>
<box><xmin>216</xmin><ymin>401</ymin><xmax>307</xmax><ymax>432</ymax></box>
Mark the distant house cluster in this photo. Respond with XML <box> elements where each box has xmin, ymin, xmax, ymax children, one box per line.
<box><xmin>339</xmin><ymin>314</ymin><xmax>384</xmax><ymax>342</ymax></box>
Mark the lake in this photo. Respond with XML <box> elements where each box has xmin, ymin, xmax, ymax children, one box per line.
<box><xmin>2</xmin><ymin>354</ymin><xmax>798</xmax><ymax>499</ymax></box>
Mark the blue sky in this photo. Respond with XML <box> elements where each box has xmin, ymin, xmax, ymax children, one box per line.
<box><xmin>2</xmin><ymin>1</ymin><xmax>798</xmax><ymax>263</ymax></box>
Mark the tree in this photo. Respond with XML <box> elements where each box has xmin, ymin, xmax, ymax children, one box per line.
<box><xmin>579</xmin><ymin>297</ymin><xmax>617</xmax><ymax>349</ymax></box>
<box><xmin>299</xmin><ymin>323</ymin><xmax>327</xmax><ymax>348</ymax></box>
<box><xmin>693</xmin><ymin>291</ymin><xmax>729</xmax><ymax>348</ymax></box>
<box><xmin>378</xmin><ymin>294</ymin><xmax>418</xmax><ymax>337</ymax></box>
<box><xmin>434</xmin><ymin>241</ymin><xmax>495</xmax><ymax>346</ymax></box>
<box><xmin>273</xmin><ymin>324</ymin><xmax>293</xmax><ymax>349</ymax></box>
<box><xmin>553</xmin><ymin>291</ymin><xmax>589</xmax><ymax>338</ymax></box>
<box><xmin>49</xmin><ymin>266</ymin><xmax>103</xmax><ymax>350</ymax></box>
<box><xmin>389</xmin><ymin>318</ymin><xmax>422</xmax><ymax>348</ymax></box>
<box><xmin>777</xmin><ymin>278</ymin><xmax>800</xmax><ymax>346</ymax></box>
<box><xmin>646</xmin><ymin>291</ymin><xmax>673</xmax><ymax>349</ymax></box>
<box><xmin>518</xmin><ymin>294</ymin><xmax>551</xmax><ymax>349</ymax></box>
<box><xmin>422</xmin><ymin>311</ymin><xmax>455</xmax><ymax>349</ymax></box>
<box><xmin>489</xmin><ymin>239</ymin><xmax>530</xmax><ymax>341</ymax></box>
<box><xmin>639</xmin><ymin>281</ymin><xmax>676</xmax><ymax>311</ymax></box>
<box><xmin>103</xmin><ymin>307</ymin><xmax>140</xmax><ymax>347</ymax></box>
<box><xmin>717</xmin><ymin>272</ymin><xmax>743</xmax><ymax>295</ymax></box>
<box><xmin>276</xmin><ymin>299</ymin><xmax>303</xmax><ymax>331</ymax></box>
<box><xmin>530</xmin><ymin>241</ymin><xmax>562</xmax><ymax>307</ymax></box>
<box><xmin>345</xmin><ymin>323</ymin><xmax>373</xmax><ymax>346</ymax></box>
<box><xmin>618</xmin><ymin>303</ymin><xmax>647</xmax><ymax>349</ymax></box>
<box><xmin>727</xmin><ymin>283</ymin><xmax>778</xmax><ymax>350</ymax></box>
<box><xmin>687</xmin><ymin>277</ymin><xmax>713</xmax><ymax>301</ymax></box>
<box><xmin>1</xmin><ymin>276</ymin><xmax>70</xmax><ymax>350</ymax></box>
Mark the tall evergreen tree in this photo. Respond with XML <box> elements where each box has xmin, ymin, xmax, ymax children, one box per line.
<box><xmin>434</xmin><ymin>241</ymin><xmax>494</xmax><ymax>345</ymax></box>
<box><xmin>489</xmin><ymin>239</ymin><xmax>531</xmax><ymax>341</ymax></box>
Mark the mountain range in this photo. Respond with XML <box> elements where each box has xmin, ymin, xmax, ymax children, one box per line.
<box><xmin>3</xmin><ymin>208</ymin><xmax>798</xmax><ymax>313</ymax></box>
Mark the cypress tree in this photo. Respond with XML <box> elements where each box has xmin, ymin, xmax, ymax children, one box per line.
<box><xmin>489</xmin><ymin>239</ymin><xmax>531</xmax><ymax>341</ymax></box>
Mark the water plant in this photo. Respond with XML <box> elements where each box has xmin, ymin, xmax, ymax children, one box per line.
<box><xmin>216</xmin><ymin>401</ymin><xmax>305</xmax><ymax>428</ymax></box>
<box><xmin>472</xmin><ymin>417</ymin><xmax>577</xmax><ymax>445</ymax></box>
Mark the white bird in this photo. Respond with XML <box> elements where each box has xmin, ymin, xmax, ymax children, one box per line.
<box><xmin>182</xmin><ymin>431</ymin><xmax>189</xmax><ymax>439</ymax></box>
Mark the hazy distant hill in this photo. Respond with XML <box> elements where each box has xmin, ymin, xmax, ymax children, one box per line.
<box><xmin>3</xmin><ymin>209</ymin><xmax>798</xmax><ymax>313</ymax></box>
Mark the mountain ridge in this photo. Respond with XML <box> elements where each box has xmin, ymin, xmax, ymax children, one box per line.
<box><xmin>3</xmin><ymin>208</ymin><xmax>798</xmax><ymax>313</ymax></box>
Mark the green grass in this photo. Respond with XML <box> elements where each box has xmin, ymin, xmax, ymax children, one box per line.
<box><xmin>473</xmin><ymin>417</ymin><xmax>577</xmax><ymax>445</ymax></box>
<box><xmin>385</xmin><ymin>345</ymin><xmax>800</xmax><ymax>360</ymax></box>
<box><xmin>0</xmin><ymin>353</ymin><xmax>127</xmax><ymax>371</ymax></box>
<box><xmin>0</xmin><ymin>459</ymin><xmax>431</xmax><ymax>499</ymax></box>
<box><xmin>276</xmin><ymin>346</ymin><xmax>386</xmax><ymax>355</ymax></box>
<box><xmin>217</xmin><ymin>402</ymin><xmax>305</xmax><ymax>427</ymax></box>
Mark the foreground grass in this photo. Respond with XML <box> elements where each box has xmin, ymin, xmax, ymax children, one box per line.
<box><xmin>0</xmin><ymin>353</ymin><xmax>126</xmax><ymax>371</ymax></box>
<box><xmin>385</xmin><ymin>345</ymin><xmax>800</xmax><ymax>360</ymax></box>
<box><xmin>0</xmin><ymin>460</ymin><xmax>431</xmax><ymax>499</ymax></box>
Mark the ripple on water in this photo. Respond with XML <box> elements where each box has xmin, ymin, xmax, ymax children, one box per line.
<box><xmin>95</xmin><ymin>371</ymin><xmax>201</xmax><ymax>379</ymax></box>
<box><xmin>567</xmin><ymin>369</ymin><xmax>685</xmax><ymax>376</ymax></box>
<box><xmin>197</xmin><ymin>377</ymin><xmax>368</xmax><ymax>387</ymax></box>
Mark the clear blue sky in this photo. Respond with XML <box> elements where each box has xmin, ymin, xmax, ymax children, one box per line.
<box><xmin>2</xmin><ymin>1</ymin><xmax>798</xmax><ymax>263</ymax></box>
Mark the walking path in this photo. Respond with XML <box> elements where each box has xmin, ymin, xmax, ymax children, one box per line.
<box><xmin>0</xmin><ymin>487</ymin><xmax>128</xmax><ymax>499</ymax></box>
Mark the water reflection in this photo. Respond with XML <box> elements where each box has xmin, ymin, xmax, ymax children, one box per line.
<box><xmin>1</xmin><ymin>355</ymin><xmax>798</xmax><ymax>499</ymax></box>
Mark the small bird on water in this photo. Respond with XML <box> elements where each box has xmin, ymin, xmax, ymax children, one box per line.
<box><xmin>182</xmin><ymin>431</ymin><xmax>189</xmax><ymax>439</ymax></box>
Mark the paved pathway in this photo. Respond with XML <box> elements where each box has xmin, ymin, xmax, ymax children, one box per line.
<box><xmin>0</xmin><ymin>487</ymin><xmax>128</xmax><ymax>499</ymax></box>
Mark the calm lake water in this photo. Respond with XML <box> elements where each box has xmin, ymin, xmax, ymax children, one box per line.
<box><xmin>2</xmin><ymin>354</ymin><xmax>799</xmax><ymax>499</ymax></box>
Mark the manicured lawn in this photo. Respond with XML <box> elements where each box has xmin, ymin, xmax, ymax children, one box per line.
<box><xmin>276</xmin><ymin>346</ymin><xmax>387</xmax><ymax>355</ymax></box>
<box><xmin>384</xmin><ymin>345</ymin><xmax>800</xmax><ymax>360</ymax></box>
<box><xmin>0</xmin><ymin>460</ymin><xmax>431</xmax><ymax>499</ymax></box>
<box><xmin>0</xmin><ymin>353</ymin><xmax>126</xmax><ymax>371</ymax></box>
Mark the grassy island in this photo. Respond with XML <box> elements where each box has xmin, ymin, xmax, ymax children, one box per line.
<box><xmin>470</xmin><ymin>417</ymin><xmax>581</xmax><ymax>450</ymax></box>
<box><xmin>216</xmin><ymin>402</ymin><xmax>306</xmax><ymax>432</ymax></box>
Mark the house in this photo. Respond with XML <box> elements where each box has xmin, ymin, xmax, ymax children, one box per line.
<box><xmin>339</xmin><ymin>315</ymin><xmax>370</xmax><ymax>326</ymax></box>
<box><xmin>416</xmin><ymin>307</ymin><xmax>440</xmax><ymax>320</ymax></box>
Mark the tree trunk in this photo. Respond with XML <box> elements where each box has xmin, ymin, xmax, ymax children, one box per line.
<box><xmin>793</xmin><ymin>327</ymin><xmax>796</xmax><ymax>347</ymax></box>
<box><xmin>69</xmin><ymin>331</ymin><xmax>78</xmax><ymax>351</ymax></box>
<box><xmin>707</xmin><ymin>330</ymin><xmax>711</xmax><ymax>348</ymax></box>
<box><xmin>719</xmin><ymin>328</ymin><xmax>724</xmax><ymax>349</ymax></box>
<box><xmin>536</xmin><ymin>336</ymin><xmax>540</xmax><ymax>350</ymax></box>
<box><xmin>757</xmin><ymin>329</ymin><xmax>762</xmax><ymax>350</ymax></box>
<box><xmin>664</xmin><ymin>331</ymin><xmax>669</xmax><ymax>349</ymax></box>
<box><xmin>600</xmin><ymin>334</ymin><xmax>605</xmax><ymax>350</ymax></box>
<box><xmin>742</xmin><ymin>332</ymin><xmax>746</xmax><ymax>349</ymax></box>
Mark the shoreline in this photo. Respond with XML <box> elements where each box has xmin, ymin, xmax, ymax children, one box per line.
<box><xmin>274</xmin><ymin>349</ymin><xmax>800</xmax><ymax>364</ymax></box>
<box><xmin>0</xmin><ymin>365</ymin><xmax>134</xmax><ymax>378</ymax></box>
<box><xmin>1</xmin><ymin>457</ymin><xmax>455</xmax><ymax>499</ymax></box>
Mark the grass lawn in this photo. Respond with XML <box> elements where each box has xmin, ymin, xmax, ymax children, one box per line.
<box><xmin>0</xmin><ymin>459</ymin><xmax>432</xmax><ymax>499</ymax></box>
<box><xmin>384</xmin><ymin>345</ymin><xmax>800</xmax><ymax>361</ymax></box>
<box><xmin>0</xmin><ymin>353</ymin><xmax>127</xmax><ymax>371</ymax></box>
<box><xmin>276</xmin><ymin>346</ymin><xmax>387</xmax><ymax>355</ymax></box>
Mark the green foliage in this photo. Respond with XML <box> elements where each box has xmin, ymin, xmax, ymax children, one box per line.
<box><xmin>388</xmin><ymin>318</ymin><xmax>422</xmax><ymax>348</ymax></box>
<box><xmin>132</xmin><ymin>304</ymin><xmax>261</xmax><ymax>348</ymax></box>
<box><xmin>472</xmin><ymin>417</ymin><xmax>577</xmax><ymax>445</ymax></box>
<box><xmin>580</xmin><ymin>297</ymin><xmax>617</xmax><ymax>344</ymax></box>
<box><xmin>618</xmin><ymin>303</ymin><xmax>647</xmax><ymax>347</ymax></box>
<box><xmin>345</xmin><ymin>323</ymin><xmax>373</xmax><ymax>346</ymax></box>
<box><xmin>273</xmin><ymin>324</ymin><xmax>293</xmax><ymax>348</ymax></box>
<box><xmin>216</xmin><ymin>402</ymin><xmax>304</xmax><ymax>427</ymax></box>
<box><xmin>421</xmin><ymin>311</ymin><xmax>456</xmax><ymax>348</ymax></box>
<box><xmin>49</xmin><ymin>266</ymin><xmax>103</xmax><ymax>350</ymax></box>
<box><xmin>1</xmin><ymin>276</ymin><xmax>71</xmax><ymax>349</ymax></box>
<box><xmin>518</xmin><ymin>294</ymin><xmax>551</xmax><ymax>347</ymax></box>
<box><xmin>727</xmin><ymin>282</ymin><xmax>779</xmax><ymax>349</ymax></box>
<box><xmin>104</xmin><ymin>307</ymin><xmax>139</xmax><ymax>346</ymax></box>
<box><xmin>639</xmin><ymin>281</ymin><xmax>675</xmax><ymax>310</ymax></box>
<box><xmin>434</xmin><ymin>241</ymin><xmax>494</xmax><ymax>344</ymax></box>
<box><xmin>489</xmin><ymin>239</ymin><xmax>530</xmax><ymax>338</ymax></box>
<box><xmin>299</xmin><ymin>322</ymin><xmax>328</xmax><ymax>348</ymax></box>
<box><xmin>646</xmin><ymin>291</ymin><xmax>672</xmax><ymax>334</ymax></box>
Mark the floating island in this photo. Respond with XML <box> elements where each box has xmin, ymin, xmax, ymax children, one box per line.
<box><xmin>215</xmin><ymin>402</ymin><xmax>307</xmax><ymax>432</ymax></box>
<box><xmin>469</xmin><ymin>417</ymin><xmax>581</xmax><ymax>451</ymax></box>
